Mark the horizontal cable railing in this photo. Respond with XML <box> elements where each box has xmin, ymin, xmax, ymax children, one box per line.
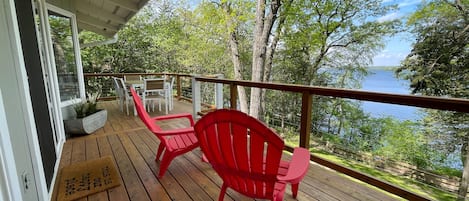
<box><xmin>194</xmin><ymin>76</ymin><xmax>469</xmax><ymax>201</ymax></box>
<box><xmin>83</xmin><ymin>73</ymin><xmax>194</xmax><ymax>101</ymax></box>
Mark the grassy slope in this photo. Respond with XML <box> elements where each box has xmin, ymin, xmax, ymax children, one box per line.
<box><xmin>310</xmin><ymin>149</ymin><xmax>457</xmax><ymax>201</ymax></box>
<box><xmin>284</xmin><ymin>140</ymin><xmax>456</xmax><ymax>201</ymax></box>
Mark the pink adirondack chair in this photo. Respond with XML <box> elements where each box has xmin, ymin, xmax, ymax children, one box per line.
<box><xmin>194</xmin><ymin>109</ymin><xmax>310</xmax><ymax>201</ymax></box>
<box><xmin>130</xmin><ymin>88</ymin><xmax>199</xmax><ymax>178</ymax></box>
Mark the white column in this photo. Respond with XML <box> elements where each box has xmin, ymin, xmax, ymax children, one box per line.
<box><xmin>191</xmin><ymin>75</ymin><xmax>201</xmax><ymax>119</ymax></box>
<box><xmin>215</xmin><ymin>74</ymin><xmax>224</xmax><ymax>109</ymax></box>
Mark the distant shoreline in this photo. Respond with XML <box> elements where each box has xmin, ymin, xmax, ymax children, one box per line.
<box><xmin>368</xmin><ymin>66</ymin><xmax>399</xmax><ymax>70</ymax></box>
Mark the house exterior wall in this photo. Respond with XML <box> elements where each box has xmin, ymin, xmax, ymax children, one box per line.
<box><xmin>1</xmin><ymin>0</ymin><xmax>146</xmax><ymax>200</ymax></box>
<box><xmin>0</xmin><ymin>91</ymin><xmax>22</xmax><ymax>201</ymax></box>
<box><xmin>0</xmin><ymin>0</ymin><xmax>49</xmax><ymax>200</ymax></box>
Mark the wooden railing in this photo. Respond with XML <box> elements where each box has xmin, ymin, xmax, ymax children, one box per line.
<box><xmin>83</xmin><ymin>73</ymin><xmax>223</xmax><ymax>111</ymax></box>
<box><xmin>84</xmin><ymin>73</ymin><xmax>469</xmax><ymax>200</ymax></box>
<box><xmin>193</xmin><ymin>76</ymin><xmax>469</xmax><ymax>201</ymax></box>
<box><xmin>83</xmin><ymin>73</ymin><xmax>194</xmax><ymax>101</ymax></box>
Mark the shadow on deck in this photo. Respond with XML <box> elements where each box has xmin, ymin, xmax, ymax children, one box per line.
<box><xmin>51</xmin><ymin>100</ymin><xmax>400</xmax><ymax>201</ymax></box>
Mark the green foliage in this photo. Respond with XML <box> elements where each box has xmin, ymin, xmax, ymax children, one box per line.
<box><xmin>374</xmin><ymin>118</ymin><xmax>435</xmax><ymax>168</ymax></box>
<box><xmin>311</xmin><ymin>148</ymin><xmax>457</xmax><ymax>201</ymax></box>
<box><xmin>398</xmin><ymin>0</ymin><xmax>468</xmax><ymax>97</ymax></box>
<box><xmin>278</xmin><ymin>0</ymin><xmax>400</xmax><ymax>86</ymax></box>
<box><xmin>433</xmin><ymin>166</ymin><xmax>463</xmax><ymax>178</ymax></box>
<box><xmin>397</xmin><ymin>0</ymin><xmax>469</xmax><ymax>173</ymax></box>
<box><xmin>74</xmin><ymin>93</ymin><xmax>100</xmax><ymax>118</ymax></box>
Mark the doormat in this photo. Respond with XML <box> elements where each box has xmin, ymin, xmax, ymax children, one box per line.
<box><xmin>57</xmin><ymin>156</ymin><xmax>121</xmax><ymax>201</ymax></box>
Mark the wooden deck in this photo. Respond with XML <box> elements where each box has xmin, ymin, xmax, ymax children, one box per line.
<box><xmin>51</xmin><ymin>100</ymin><xmax>401</xmax><ymax>201</ymax></box>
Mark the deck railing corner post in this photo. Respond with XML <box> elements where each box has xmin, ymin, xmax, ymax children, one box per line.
<box><xmin>300</xmin><ymin>91</ymin><xmax>312</xmax><ymax>149</ymax></box>
<box><xmin>176</xmin><ymin>75</ymin><xmax>181</xmax><ymax>100</ymax></box>
<box><xmin>229</xmin><ymin>84</ymin><xmax>238</xmax><ymax>109</ymax></box>
<box><xmin>192</xmin><ymin>75</ymin><xmax>201</xmax><ymax>119</ymax></box>
<box><xmin>215</xmin><ymin>74</ymin><xmax>224</xmax><ymax>109</ymax></box>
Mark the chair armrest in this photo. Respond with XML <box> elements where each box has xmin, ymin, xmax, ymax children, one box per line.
<box><xmin>151</xmin><ymin>113</ymin><xmax>195</xmax><ymax>126</ymax></box>
<box><xmin>277</xmin><ymin>147</ymin><xmax>310</xmax><ymax>183</ymax></box>
<box><xmin>153</xmin><ymin>127</ymin><xmax>195</xmax><ymax>136</ymax></box>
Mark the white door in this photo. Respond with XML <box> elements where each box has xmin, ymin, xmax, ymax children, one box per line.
<box><xmin>39</xmin><ymin>3</ymin><xmax>86</xmax><ymax>152</ymax></box>
<box><xmin>34</xmin><ymin>0</ymin><xmax>66</xmax><ymax>157</ymax></box>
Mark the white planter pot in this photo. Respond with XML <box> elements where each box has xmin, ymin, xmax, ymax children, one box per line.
<box><xmin>64</xmin><ymin>109</ymin><xmax>107</xmax><ymax>134</ymax></box>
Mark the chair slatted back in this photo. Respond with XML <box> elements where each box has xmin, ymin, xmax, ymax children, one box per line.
<box><xmin>194</xmin><ymin>109</ymin><xmax>285</xmax><ymax>199</ymax></box>
<box><xmin>111</xmin><ymin>77</ymin><xmax>121</xmax><ymax>96</ymax></box>
<box><xmin>112</xmin><ymin>77</ymin><xmax>120</xmax><ymax>90</ymax></box>
<box><xmin>130</xmin><ymin>88</ymin><xmax>163</xmax><ymax>133</ymax></box>
<box><xmin>144</xmin><ymin>79</ymin><xmax>165</xmax><ymax>92</ymax></box>
<box><xmin>124</xmin><ymin>75</ymin><xmax>141</xmax><ymax>82</ymax></box>
<box><xmin>117</xmin><ymin>78</ymin><xmax>131</xmax><ymax>97</ymax></box>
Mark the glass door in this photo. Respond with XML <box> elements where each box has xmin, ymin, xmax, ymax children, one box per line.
<box><xmin>34</xmin><ymin>2</ymin><xmax>85</xmax><ymax>158</ymax></box>
<box><xmin>33</xmin><ymin>0</ymin><xmax>61</xmax><ymax>155</ymax></box>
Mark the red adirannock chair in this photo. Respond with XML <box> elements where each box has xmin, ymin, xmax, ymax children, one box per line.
<box><xmin>194</xmin><ymin>109</ymin><xmax>310</xmax><ymax>201</ymax></box>
<box><xmin>130</xmin><ymin>88</ymin><xmax>199</xmax><ymax>178</ymax></box>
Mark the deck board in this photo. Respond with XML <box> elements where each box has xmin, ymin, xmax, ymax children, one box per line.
<box><xmin>86</xmin><ymin>138</ymin><xmax>109</xmax><ymax>201</ymax></box>
<box><xmin>108</xmin><ymin>134</ymin><xmax>152</xmax><ymax>201</ymax></box>
<box><xmin>51</xmin><ymin>100</ymin><xmax>400</xmax><ymax>201</ymax></box>
<box><xmin>137</xmin><ymin>128</ymin><xmax>195</xmax><ymax>201</ymax></box>
<box><xmin>126</xmin><ymin>131</ymin><xmax>171</xmax><ymax>201</ymax></box>
<box><xmin>96</xmin><ymin>135</ymin><xmax>129</xmax><ymax>201</ymax></box>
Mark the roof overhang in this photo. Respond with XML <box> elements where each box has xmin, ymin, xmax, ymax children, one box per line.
<box><xmin>74</xmin><ymin>0</ymin><xmax>149</xmax><ymax>37</ymax></box>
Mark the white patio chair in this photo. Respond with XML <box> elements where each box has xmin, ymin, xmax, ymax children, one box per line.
<box><xmin>112</xmin><ymin>77</ymin><xmax>124</xmax><ymax>112</ymax></box>
<box><xmin>143</xmin><ymin>78</ymin><xmax>169</xmax><ymax>114</ymax></box>
<box><xmin>116</xmin><ymin>77</ymin><xmax>134</xmax><ymax>115</ymax></box>
<box><xmin>164</xmin><ymin>76</ymin><xmax>175</xmax><ymax>110</ymax></box>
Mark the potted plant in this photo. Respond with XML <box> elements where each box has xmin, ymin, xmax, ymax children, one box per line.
<box><xmin>64</xmin><ymin>93</ymin><xmax>107</xmax><ymax>135</ymax></box>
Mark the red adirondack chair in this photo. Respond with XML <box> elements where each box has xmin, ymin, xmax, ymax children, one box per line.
<box><xmin>194</xmin><ymin>109</ymin><xmax>310</xmax><ymax>201</ymax></box>
<box><xmin>130</xmin><ymin>88</ymin><xmax>199</xmax><ymax>178</ymax></box>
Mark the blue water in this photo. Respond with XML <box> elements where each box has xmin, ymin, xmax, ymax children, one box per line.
<box><xmin>361</xmin><ymin>69</ymin><xmax>463</xmax><ymax>169</ymax></box>
<box><xmin>361</xmin><ymin>69</ymin><xmax>420</xmax><ymax>121</ymax></box>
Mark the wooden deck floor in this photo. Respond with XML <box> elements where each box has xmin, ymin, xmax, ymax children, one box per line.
<box><xmin>51</xmin><ymin>100</ymin><xmax>401</xmax><ymax>201</ymax></box>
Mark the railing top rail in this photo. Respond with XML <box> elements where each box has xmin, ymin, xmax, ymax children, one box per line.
<box><xmin>195</xmin><ymin>77</ymin><xmax>469</xmax><ymax>113</ymax></box>
<box><xmin>83</xmin><ymin>72</ymin><xmax>194</xmax><ymax>77</ymax></box>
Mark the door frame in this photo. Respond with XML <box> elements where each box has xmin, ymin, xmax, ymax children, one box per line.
<box><xmin>35</xmin><ymin>0</ymin><xmax>66</xmax><ymax>160</ymax></box>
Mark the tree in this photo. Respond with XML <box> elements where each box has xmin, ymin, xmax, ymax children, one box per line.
<box><xmin>397</xmin><ymin>0</ymin><xmax>469</xmax><ymax>199</ymax></box>
<box><xmin>197</xmin><ymin>0</ymin><xmax>254</xmax><ymax>113</ymax></box>
<box><xmin>249</xmin><ymin>0</ymin><xmax>282</xmax><ymax>118</ymax></box>
<box><xmin>80</xmin><ymin>9</ymin><xmax>165</xmax><ymax>73</ymax></box>
<box><xmin>266</xmin><ymin>0</ymin><xmax>398</xmax><ymax>140</ymax></box>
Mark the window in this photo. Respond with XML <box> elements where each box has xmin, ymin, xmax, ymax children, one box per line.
<box><xmin>46</xmin><ymin>5</ymin><xmax>85</xmax><ymax>106</ymax></box>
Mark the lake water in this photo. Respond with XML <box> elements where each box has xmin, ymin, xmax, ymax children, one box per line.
<box><xmin>361</xmin><ymin>69</ymin><xmax>420</xmax><ymax>121</ymax></box>
<box><xmin>362</xmin><ymin>69</ymin><xmax>463</xmax><ymax>169</ymax></box>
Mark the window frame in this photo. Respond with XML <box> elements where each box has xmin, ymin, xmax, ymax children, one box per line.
<box><xmin>44</xmin><ymin>4</ymin><xmax>85</xmax><ymax>107</ymax></box>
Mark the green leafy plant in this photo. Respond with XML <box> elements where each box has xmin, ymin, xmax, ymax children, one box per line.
<box><xmin>74</xmin><ymin>92</ymin><xmax>100</xmax><ymax>118</ymax></box>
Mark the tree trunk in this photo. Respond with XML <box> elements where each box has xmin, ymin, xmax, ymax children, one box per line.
<box><xmin>228</xmin><ymin>31</ymin><xmax>248</xmax><ymax>113</ymax></box>
<box><xmin>457</xmin><ymin>138</ymin><xmax>469</xmax><ymax>201</ymax></box>
<box><xmin>260</xmin><ymin>8</ymin><xmax>288</xmax><ymax>119</ymax></box>
<box><xmin>249</xmin><ymin>0</ymin><xmax>281</xmax><ymax>118</ymax></box>
<box><xmin>221</xmin><ymin>2</ymin><xmax>248</xmax><ymax>113</ymax></box>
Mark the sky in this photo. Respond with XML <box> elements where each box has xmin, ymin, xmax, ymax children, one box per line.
<box><xmin>372</xmin><ymin>0</ymin><xmax>422</xmax><ymax>66</ymax></box>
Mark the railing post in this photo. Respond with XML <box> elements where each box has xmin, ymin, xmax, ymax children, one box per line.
<box><xmin>215</xmin><ymin>74</ymin><xmax>224</xmax><ymax>109</ymax></box>
<box><xmin>230</xmin><ymin>84</ymin><xmax>237</xmax><ymax>109</ymax></box>
<box><xmin>192</xmin><ymin>75</ymin><xmax>201</xmax><ymax>119</ymax></box>
<box><xmin>299</xmin><ymin>92</ymin><xmax>312</xmax><ymax>149</ymax></box>
<box><xmin>176</xmin><ymin>75</ymin><xmax>181</xmax><ymax>100</ymax></box>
